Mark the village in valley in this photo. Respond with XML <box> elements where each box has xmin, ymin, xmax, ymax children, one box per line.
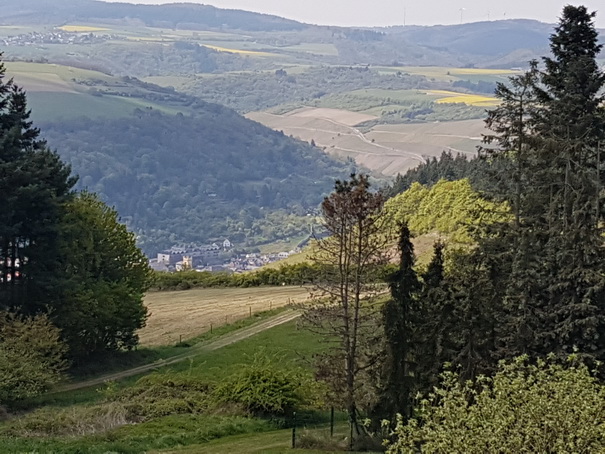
<box><xmin>149</xmin><ymin>239</ymin><xmax>300</xmax><ymax>273</ymax></box>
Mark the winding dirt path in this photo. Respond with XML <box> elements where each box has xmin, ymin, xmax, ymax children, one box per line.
<box><xmin>56</xmin><ymin>310</ymin><xmax>301</xmax><ymax>392</ymax></box>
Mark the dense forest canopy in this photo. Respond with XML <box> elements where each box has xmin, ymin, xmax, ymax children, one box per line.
<box><xmin>41</xmin><ymin>109</ymin><xmax>351</xmax><ymax>254</ymax></box>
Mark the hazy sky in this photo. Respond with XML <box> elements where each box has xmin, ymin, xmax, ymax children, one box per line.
<box><xmin>112</xmin><ymin>1</ymin><xmax>605</xmax><ymax>28</ymax></box>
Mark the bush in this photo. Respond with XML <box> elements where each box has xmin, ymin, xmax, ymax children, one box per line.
<box><xmin>115</xmin><ymin>372</ymin><xmax>212</xmax><ymax>419</ymax></box>
<box><xmin>212</xmin><ymin>351</ymin><xmax>322</xmax><ymax>417</ymax></box>
<box><xmin>297</xmin><ymin>429</ymin><xmax>348</xmax><ymax>451</ymax></box>
<box><xmin>387</xmin><ymin>355</ymin><xmax>605</xmax><ymax>453</ymax></box>
<box><xmin>0</xmin><ymin>311</ymin><xmax>67</xmax><ymax>406</ymax></box>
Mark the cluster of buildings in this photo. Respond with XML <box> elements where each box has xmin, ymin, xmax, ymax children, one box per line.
<box><xmin>151</xmin><ymin>240</ymin><xmax>231</xmax><ymax>272</ymax></box>
<box><xmin>149</xmin><ymin>239</ymin><xmax>298</xmax><ymax>273</ymax></box>
<box><xmin>227</xmin><ymin>251</ymin><xmax>294</xmax><ymax>272</ymax></box>
<box><xmin>1</xmin><ymin>30</ymin><xmax>111</xmax><ymax>47</ymax></box>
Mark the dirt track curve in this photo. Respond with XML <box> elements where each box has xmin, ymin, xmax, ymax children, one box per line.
<box><xmin>57</xmin><ymin>310</ymin><xmax>301</xmax><ymax>392</ymax></box>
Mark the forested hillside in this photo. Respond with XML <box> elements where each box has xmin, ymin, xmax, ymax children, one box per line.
<box><xmin>0</xmin><ymin>0</ymin><xmax>304</xmax><ymax>31</ymax></box>
<box><xmin>41</xmin><ymin>109</ymin><xmax>350</xmax><ymax>254</ymax></box>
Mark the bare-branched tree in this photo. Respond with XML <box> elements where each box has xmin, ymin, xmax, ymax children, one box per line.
<box><xmin>303</xmin><ymin>173</ymin><xmax>391</xmax><ymax>439</ymax></box>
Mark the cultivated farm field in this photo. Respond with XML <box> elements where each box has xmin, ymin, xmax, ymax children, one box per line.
<box><xmin>140</xmin><ymin>286</ymin><xmax>311</xmax><ymax>346</ymax></box>
<box><xmin>4</xmin><ymin>61</ymin><xmax>202</xmax><ymax>121</ymax></box>
<box><xmin>248</xmin><ymin>109</ymin><xmax>485</xmax><ymax>176</ymax></box>
<box><xmin>376</xmin><ymin>65</ymin><xmax>521</xmax><ymax>83</ymax></box>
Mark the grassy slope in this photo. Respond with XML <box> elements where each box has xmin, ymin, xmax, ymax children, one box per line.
<box><xmin>146</xmin><ymin>320</ymin><xmax>324</xmax><ymax>381</ymax></box>
<box><xmin>24</xmin><ymin>307</ymin><xmax>293</xmax><ymax>407</ymax></box>
<box><xmin>154</xmin><ymin>425</ymin><xmax>354</xmax><ymax>454</ymax></box>
<box><xmin>0</xmin><ymin>319</ymin><xmax>333</xmax><ymax>454</ymax></box>
<box><xmin>5</xmin><ymin>62</ymin><xmax>195</xmax><ymax>122</ymax></box>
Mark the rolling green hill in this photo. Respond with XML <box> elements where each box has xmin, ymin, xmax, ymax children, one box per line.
<box><xmin>2</xmin><ymin>62</ymin><xmax>351</xmax><ymax>254</ymax></box>
<box><xmin>5</xmin><ymin>62</ymin><xmax>204</xmax><ymax>121</ymax></box>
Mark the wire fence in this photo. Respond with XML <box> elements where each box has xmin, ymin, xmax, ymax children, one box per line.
<box><xmin>166</xmin><ymin>301</ymin><xmax>296</xmax><ymax>347</ymax></box>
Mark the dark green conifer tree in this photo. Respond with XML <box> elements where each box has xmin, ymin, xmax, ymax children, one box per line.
<box><xmin>530</xmin><ymin>6</ymin><xmax>605</xmax><ymax>361</ymax></box>
<box><xmin>0</xmin><ymin>54</ymin><xmax>76</xmax><ymax>311</ymax></box>
<box><xmin>483</xmin><ymin>6</ymin><xmax>605</xmax><ymax>363</ymax></box>
<box><xmin>415</xmin><ymin>241</ymin><xmax>452</xmax><ymax>392</ymax></box>
<box><xmin>377</xmin><ymin>222</ymin><xmax>420</xmax><ymax>422</ymax></box>
<box><xmin>481</xmin><ymin>64</ymin><xmax>548</xmax><ymax>359</ymax></box>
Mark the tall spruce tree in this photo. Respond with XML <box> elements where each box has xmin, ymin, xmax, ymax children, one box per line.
<box><xmin>377</xmin><ymin>222</ymin><xmax>420</xmax><ymax>422</ymax></box>
<box><xmin>0</xmin><ymin>54</ymin><xmax>76</xmax><ymax>311</ymax></box>
<box><xmin>481</xmin><ymin>64</ymin><xmax>548</xmax><ymax>359</ymax></box>
<box><xmin>531</xmin><ymin>5</ymin><xmax>605</xmax><ymax>361</ymax></box>
<box><xmin>483</xmin><ymin>6</ymin><xmax>605</xmax><ymax>363</ymax></box>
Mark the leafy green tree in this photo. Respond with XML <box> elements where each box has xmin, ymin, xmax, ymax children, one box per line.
<box><xmin>0</xmin><ymin>311</ymin><xmax>67</xmax><ymax>405</ymax></box>
<box><xmin>384</xmin><ymin>179</ymin><xmax>509</xmax><ymax>244</ymax></box>
<box><xmin>0</xmin><ymin>53</ymin><xmax>76</xmax><ymax>311</ymax></box>
<box><xmin>387</xmin><ymin>356</ymin><xmax>605</xmax><ymax>454</ymax></box>
<box><xmin>55</xmin><ymin>192</ymin><xmax>151</xmax><ymax>358</ymax></box>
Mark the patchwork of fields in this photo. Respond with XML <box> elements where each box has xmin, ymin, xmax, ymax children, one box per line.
<box><xmin>248</xmin><ymin>108</ymin><xmax>485</xmax><ymax>176</ymax></box>
<box><xmin>2</xmin><ymin>25</ymin><xmax>509</xmax><ymax>177</ymax></box>
<box><xmin>4</xmin><ymin>62</ymin><xmax>201</xmax><ymax>121</ymax></box>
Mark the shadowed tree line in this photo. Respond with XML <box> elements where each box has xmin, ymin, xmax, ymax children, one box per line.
<box><xmin>304</xmin><ymin>6</ymin><xmax>605</xmax><ymax>450</ymax></box>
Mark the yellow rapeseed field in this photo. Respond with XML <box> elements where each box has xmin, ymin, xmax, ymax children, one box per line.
<box><xmin>58</xmin><ymin>25</ymin><xmax>110</xmax><ymax>32</ymax></box>
<box><xmin>202</xmin><ymin>44</ymin><xmax>273</xmax><ymax>56</ymax></box>
<box><xmin>427</xmin><ymin>90</ymin><xmax>500</xmax><ymax>107</ymax></box>
<box><xmin>449</xmin><ymin>68</ymin><xmax>519</xmax><ymax>75</ymax></box>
